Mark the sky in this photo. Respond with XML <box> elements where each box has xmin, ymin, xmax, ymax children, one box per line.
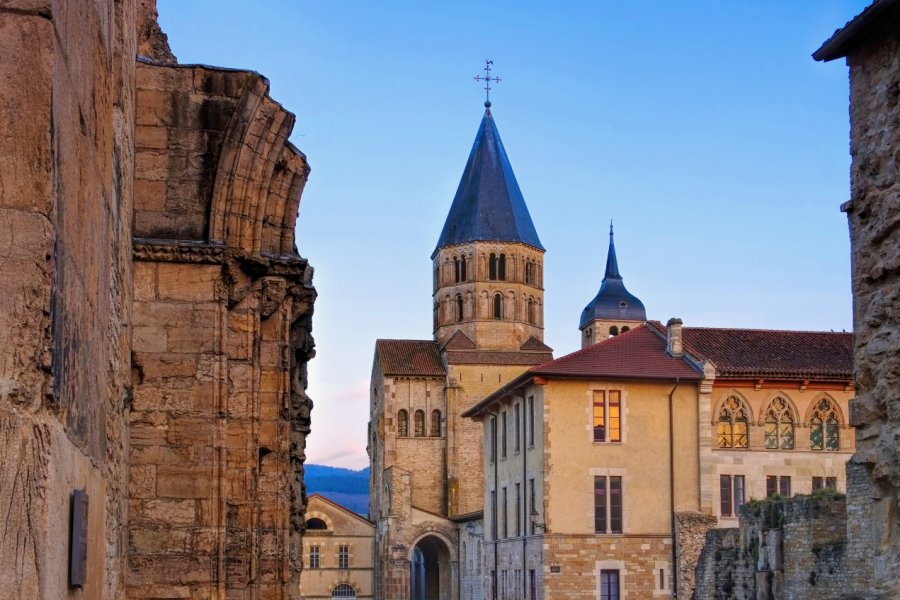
<box><xmin>158</xmin><ymin>1</ymin><xmax>867</xmax><ymax>470</ymax></box>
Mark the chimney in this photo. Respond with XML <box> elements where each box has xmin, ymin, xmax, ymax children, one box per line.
<box><xmin>667</xmin><ymin>318</ymin><xmax>683</xmax><ymax>357</ymax></box>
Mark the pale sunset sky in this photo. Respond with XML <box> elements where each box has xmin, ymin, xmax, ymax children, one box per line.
<box><xmin>159</xmin><ymin>1</ymin><xmax>867</xmax><ymax>469</ymax></box>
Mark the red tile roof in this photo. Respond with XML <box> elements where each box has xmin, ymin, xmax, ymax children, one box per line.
<box><xmin>531</xmin><ymin>325</ymin><xmax>703</xmax><ymax>381</ymax></box>
<box><xmin>442</xmin><ymin>330</ymin><xmax>477</xmax><ymax>350</ymax></box>
<box><xmin>375</xmin><ymin>340</ymin><xmax>446</xmax><ymax>377</ymax></box>
<box><xmin>520</xmin><ymin>336</ymin><xmax>553</xmax><ymax>352</ymax></box>
<box><xmin>670</xmin><ymin>325</ymin><xmax>853</xmax><ymax>381</ymax></box>
<box><xmin>444</xmin><ymin>350</ymin><xmax>553</xmax><ymax>366</ymax></box>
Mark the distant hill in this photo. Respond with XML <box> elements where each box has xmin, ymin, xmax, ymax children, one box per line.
<box><xmin>305</xmin><ymin>464</ymin><xmax>370</xmax><ymax>516</ymax></box>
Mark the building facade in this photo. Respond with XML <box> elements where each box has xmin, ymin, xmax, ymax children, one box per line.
<box><xmin>301</xmin><ymin>495</ymin><xmax>375</xmax><ymax>599</ymax></box>
<box><xmin>464</xmin><ymin>237</ymin><xmax>854</xmax><ymax>600</ymax></box>
<box><xmin>368</xmin><ymin>105</ymin><xmax>553</xmax><ymax>600</ymax></box>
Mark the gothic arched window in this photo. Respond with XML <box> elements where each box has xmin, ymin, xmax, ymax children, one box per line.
<box><xmin>397</xmin><ymin>410</ymin><xmax>408</xmax><ymax>437</ymax></box>
<box><xmin>810</xmin><ymin>398</ymin><xmax>841</xmax><ymax>451</ymax></box>
<box><xmin>456</xmin><ymin>294</ymin><xmax>464</xmax><ymax>322</ymax></box>
<box><xmin>493</xmin><ymin>293</ymin><xmax>503</xmax><ymax>320</ymax></box>
<box><xmin>498</xmin><ymin>253</ymin><xmax>507</xmax><ymax>280</ymax></box>
<box><xmin>431</xmin><ymin>410</ymin><xmax>442</xmax><ymax>437</ymax></box>
<box><xmin>717</xmin><ymin>396</ymin><xmax>749</xmax><ymax>449</ymax></box>
<box><xmin>489</xmin><ymin>253</ymin><xmax>498</xmax><ymax>280</ymax></box>
<box><xmin>764</xmin><ymin>397</ymin><xmax>795</xmax><ymax>449</ymax></box>
<box><xmin>414</xmin><ymin>410</ymin><xmax>425</xmax><ymax>437</ymax></box>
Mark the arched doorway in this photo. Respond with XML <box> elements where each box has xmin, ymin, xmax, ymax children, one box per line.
<box><xmin>410</xmin><ymin>534</ymin><xmax>452</xmax><ymax>600</ymax></box>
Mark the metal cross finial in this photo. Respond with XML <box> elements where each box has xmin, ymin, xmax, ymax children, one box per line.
<box><xmin>474</xmin><ymin>59</ymin><xmax>501</xmax><ymax>108</ymax></box>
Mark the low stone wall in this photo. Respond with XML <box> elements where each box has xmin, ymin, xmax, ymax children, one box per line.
<box><xmin>693</xmin><ymin>494</ymin><xmax>874</xmax><ymax>600</ymax></box>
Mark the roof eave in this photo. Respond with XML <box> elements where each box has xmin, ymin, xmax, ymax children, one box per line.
<box><xmin>461</xmin><ymin>371</ymin><xmax>535</xmax><ymax>418</ymax></box>
<box><xmin>813</xmin><ymin>0</ymin><xmax>900</xmax><ymax>61</ymax></box>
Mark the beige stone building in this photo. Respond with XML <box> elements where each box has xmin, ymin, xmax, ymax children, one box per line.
<box><xmin>368</xmin><ymin>104</ymin><xmax>553</xmax><ymax>599</ymax></box>
<box><xmin>463</xmin><ymin>235</ymin><xmax>853</xmax><ymax>600</ymax></box>
<box><xmin>301</xmin><ymin>495</ymin><xmax>375</xmax><ymax>599</ymax></box>
<box><xmin>0</xmin><ymin>2</ymin><xmax>316</xmax><ymax>598</ymax></box>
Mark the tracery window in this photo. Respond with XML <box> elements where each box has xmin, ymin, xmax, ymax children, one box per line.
<box><xmin>764</xmin><ymin>397</ymin><xmax>795</xmax><ymax>449</ymax></box>
<box><xmin>493</xmin><ymin>293</ymin><xmax>503</xmax><ymax>320</ymax></box>
<box><xmin>809</xmin><ymin>398</ymin><xmax>840</xmax><ymax>451</ymax></box>
<box><xmin>717</xmin><ymin>396</ymin><xmax>749</xmax><ymax>449</ymax></box>
<box><xmin>397</xmin><ymin>409</ymin><xmax>408</xmax><ymax>437</ymax></box>
<box><xmin>414</xmin><ymin>410</ymin><xmax>425</xmax><ymax>437</ymax></box>
<box><xmin>431</xmin><ymin>409</ymin><xmax>442</xmax><ymax>437</ymax></box>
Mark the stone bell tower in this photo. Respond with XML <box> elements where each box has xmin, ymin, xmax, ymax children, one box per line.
<box><xmin>431</xmin><ymin>106</ymin><xmax>546</xmax><ymax>351</ymax></box>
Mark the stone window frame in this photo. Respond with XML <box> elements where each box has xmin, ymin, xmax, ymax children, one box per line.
<box><xmin>715</xmin><ymin>393</ymin><xmax>753</xmax><ymax>449</ymax></box>
<box><xmin>806</xmin><ymin>394</ymin><xmax>844</xmax><ymax>451</ymax></box>
<box><xmin>590</xmin><ymin>467</ymin><xmax>628</xmax><ymax>535</ymax></box>
<box><xmin>309</xmin><ymin>544</ymin><xmax>320</xmax><ymax>569</ymax></box>
<box><xmin>331</xmin><ymin>583</ymin><xmax>356</xmax><ymax>597</ymax></box>
<box><xmin>337</xmin><ymin>544</ymin><xmax>350</xmax><ymax>569</ymax></box>
<box><xmin>430</xmin><ymin>409</ymin><xmax>442</xmax><ymax>437</ymax></box>
<box><xmin>397</xmin><ymin>409</ymin><xmax>409</xmax><ymax>437</ymax></box>
<box><xmin>414</xmin><ymin>409</ymin><xmax>425</xmax><ymax>437</ymax></box>
<box><xmin>718</xmin><ymin>473</ymin><xmax>746</xmax><ymax>518</ymax></box>
<box><xmin>762</xmin><ymin>393</ymin><xmax>798</xmax><ymax>450</ymax></box>
<box><xmin>652</xmin><ymin>560</ymin><xmax>671</xmax><ymax>596</ymax></box>
<box><xmin>588</xmin><ymin>386</ymin><xmax>626</xmax><ymax>445</ymax></box>
<box><xmin>595</xmin><ymin>559</ymin><xmax>625</xmax><ymax>600</ymax></box>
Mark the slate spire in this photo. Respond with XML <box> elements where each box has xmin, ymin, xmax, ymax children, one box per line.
<box><xmin>433</xmin><ymin>108</ymin><xmax>544</xmax><ymax>256</ymax></box>
<box><xmin>605</xmin><ymin>221</ymin><xmax>620</xmax><ymax>279</ymax></box>
<box><xmin>579</xmin><ymin>222</ymin><xmax>647</xmax><ymax>329</ymax></box>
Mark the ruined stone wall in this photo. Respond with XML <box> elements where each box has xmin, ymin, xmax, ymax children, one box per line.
<box><xmin>0</xmin><ymin>1</ymin><xmax>136</xmax><ymax>597</ymax></box>
<box><xmin>675</xmin><ymin>511</ymin><xmax>717</xmax><ymax>600</ymax></box>
<box><xmin>694</xmin><ymin>494</ymin><xmax>857</xmax><ymax>600</ymax></box>
<box><xmin>843</xmin><ymin>27</ymin><xmax>900</xmax><ymax>598</ymax></box>
<box><xmin>128</xmin><ymin>62</ymin><xmax>315</xmax><ymax>599</ymax></box>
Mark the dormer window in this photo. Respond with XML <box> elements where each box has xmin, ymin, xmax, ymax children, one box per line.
<box><xmin>619</xmin><ymin>301</ymin><xmax>628</xmax><ymax>309</ymax></box>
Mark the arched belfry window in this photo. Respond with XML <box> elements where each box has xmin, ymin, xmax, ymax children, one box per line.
<box><xmin>620</xmin><ymin>326</ymin><xmax>629</xmax><ymax>333</ymax></box>
<box><xmin>498</xmin><ymin>253</ymin><xmax>507</xmax><ymax>280</ymax></box>
<box><xmin>456</xmin><ymin>294</ymin><xmax>464</xmax><ymax>322</ymax></box>
<box><xmin>431</xmin><ymin>410</ymin><xmax>442</xmax><ymax>437</ymax></box>
<box><xmin>489</xmin><ymin>253</ymin><xmax>497</xmax><ymax>280</ymax></box>
<box><xmin>527</xmin><ymin>298</ymin><xmax>536</xmax><ymax>325</ymax></box>
<box><xmin>414</xmin><ymin>410</ymin><xmax>425</xmax><ymax>437</ymax></box>
<box><xmin>810</xmin><ymin>398</ymin><xmax>841</xmax><ymax>451</ymax></box>
<box><xmin>455</xmin><ymin>257</ymin><xmax>467</xmax><ymax>283</ymax></box>
<box><xmin>609</xmin><ymin>326</ymin><xmax>619</xmax><ymax>338</ymax></box>
<box><xmin>525</xmin><ymin>261</ymin><xmax>534</xmax><ymax>285</ymax></box>
<box><xmin>718</xmin><ymin>396</ymin><xmax>749</xmax><ymax>448</ymax></box>
<box><xmin>764</xmin><ymin>397</ymin><xmax>795</xmax><ymax>449</ymax></box>
<box><xmin>398</xmin><ymin>410</ymin><xmax>409</xmax><ymax>437</ymax></box>
<box><xmin>493</xmin><ymin>293</ymin><xmax>503</xmax><ymax>320</ymax></box>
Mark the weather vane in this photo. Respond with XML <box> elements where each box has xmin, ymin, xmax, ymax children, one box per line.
<box><xmin>474</xmin><ymin>59</ymin><xmax>501</xmax><ymax>108</ymax></box>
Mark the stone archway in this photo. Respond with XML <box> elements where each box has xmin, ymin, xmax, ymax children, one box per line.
<box><xmin>410</xmin><ymin>534</ymin><xmax>452</xmax><ymax>600</ymax></box>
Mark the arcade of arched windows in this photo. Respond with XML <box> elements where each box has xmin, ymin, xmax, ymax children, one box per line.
<box><xmin>434</xmin><ymin>290</ymin><xmax>543</xmax><ymax>325</ymax></box>
<box><xmin>714</xmin><ymin>393</ymin><xmax>846</xmax><ymax>451</ymax></box>
<box><xmin>396</xmin><ymin>407</ymin><xmax>444</xmax><ymax>438</ymax></box>
<box><xmin>435</xmin><ymin>249</ymin><xmax>544</xmax><ymax>291</ymax></box>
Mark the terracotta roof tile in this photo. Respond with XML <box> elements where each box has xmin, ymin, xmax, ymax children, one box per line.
<box><xmin>442</xmin><ymin>330</ymin><xmax>477</xmax><ymax>350</ymax></box>
<box><xmin>531</xmin><ymin>325</ymin><xmax>702</xmax><ymax>381</ymax></box>
<box><xmin>674</xmin><ymin>325</ymin><xmax>853</xmax><ymax>381</ymax></box>
<box><xmin>444</xmin><ymin>350</ymin><xmax>553</xmax><ymax>366</ymax></box>
<box><xmin>376</xmin><ymin>340</ymin><xmax>446</xmax><ymax>377</ymax></box>
<box><xmin>520</xmin><ymin>336</ymin><xmax>553</xmax><ymax>352</ymax></box>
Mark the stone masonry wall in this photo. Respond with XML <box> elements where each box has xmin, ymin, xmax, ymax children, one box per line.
<box><xmin>0</xmin><ymin>1</ymin><xmax>136</xmax><ymax>598</ymax></box>
<box><xmin>694</xmin><ymin>494</ymin><xmax>857</xmax><ymax>600</ymax></box>
<box><xmin>843</xmin><ymin>25</ymin><xmax>900</xmax><ymax>598</ymax></box>
<box><xmin>676</xmin><ymin>511</ymin><xmax>718</xmax><ymax>600</ymax></box>
<box><xmin>128</xmin><ymin>61</ymin><xmax>315</xmax><ymax>599</ymax></box>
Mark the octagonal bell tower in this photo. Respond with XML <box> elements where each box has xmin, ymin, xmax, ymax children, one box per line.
<box><xmin>432</xmin><ymin>106</ymin><xmax>545</xmax><ymax>350</ymax></box>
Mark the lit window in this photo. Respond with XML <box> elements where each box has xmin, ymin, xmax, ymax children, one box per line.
<box><xmin>810</xmin><ymin>398</ymin><xmax>841</xmax><ymax>451</ymax></box>
<box><xmin>338</xmin><ymin>545</ymin><xmax>350</xmax><ymax>569</ymax></box>
<box><xmin>309</xmin><ymin>545</ymin><xmax>320</xmax><ymax>569</ymax></box>
<box><xmin>593</xmin><ymin>391</ymin><xmax>621</xmax><ymax>443</ymax></box>
<box><xmin>397</xmin><ymin>410</ymin><xmax>408</xmax><ymax>437</ymax></box>
<box><xmin>717</xmin><ymin>397</ymin><xmax>749</xmax><ymax>449</ymax></box>
<box><xmin>764</xmin><ymin>397</ymin><xmax>795</xmax><ymax>449</ymax></box>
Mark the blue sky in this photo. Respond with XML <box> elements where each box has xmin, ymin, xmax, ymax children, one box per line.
<box><xmin>159</xmin><ymin>1</ymin><xmax>866</xmax><ymax>469</ymax></box>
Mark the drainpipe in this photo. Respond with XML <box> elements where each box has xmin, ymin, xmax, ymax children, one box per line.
<box><xmin>521</xmin><ymin>395</ymin><xmax>527</xmax><ymax>599</ymax></box>
<box><xmin>489</xmin><ymin>409</ymin><xmax>499</xmax><ymax>600</ymax></box>
<box><xmin>668</xmin><ymin>378</ymin><xmax>680</xmax><ymax>599</ymax></box>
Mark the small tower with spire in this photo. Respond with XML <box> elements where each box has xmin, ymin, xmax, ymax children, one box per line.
<box><xmin>432</xmin><ymin>100</ymin><xmax>546</xmax><ymax>350</ymax></box>
<box><xmin>579</xmin><ymin>223</ymin><xmax>647</xmax><ymax>347</ymax></box>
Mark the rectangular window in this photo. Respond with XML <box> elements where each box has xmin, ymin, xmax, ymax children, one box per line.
<box><xmin>309</xmin><ymin>545</ymin><xmax>320</xmax><ymax>569</ymax></box>
<box><xmin>600</xmin><ymin>569</ymin><xmax>620</xmax><ymax>600</ymax></box>
<box><xmin>491</xmin><ymin>570</ymin><xmax>497</xmax><ymax>600</ymax></box>
<box><xmin>826</xmin><ymin>477</ymin><xmax>837</xmax><ymax>490</ymax></box>
<box><xmin>813</xmin><ymin>476</ymin><xmax>823</xmax><ymax>491</ymax></box>
<box><xmin>529</xmin><ymin>478</ymin><xmax>536</xmax><ymax>535</ymax></box>
<box><xmin>767</xmin><ymin>475</ymin><xmax>791</xmax><ymax>497</ymax></box>
<box><xmin>491</xmin><ymin>490</ymin><xmax>497</xmax><ymax>540</ymax></box>
<box><xmin>502</xmin><ymin>487</ymin><xmax>508</xmax><ymax>539</ymax></box>
<box><xmin>338</xmin><ymin>545</ymin><xmax>349</xmax><ymax>569</ymax></box>
<box><xmin>501</xmin><ymin>411</ymin><xmax>508</xmax><ymax>459</ymax></box>
<box><xmin>515</xmin><ymin>483</ymin><xmax>521</xmax><ymax>537</ymax></box>
<box><xmin>527</xmin><ymin>395</ymin><xmax>535</xmax><ymax>447</ymax></box>
<box><xmin>720</xmin><ymin>475</ymin><xmax>745</xmax><ymax>517</ymax></box>
<box><xmin>779</xmin><ymin>476</ymin><xmax>791</xmax><ymax>497</ymax></box>
<box><xmin>594</xmin><ymin>476</ymin><xmax>623</xmax><ymax>534</ymax></box>
<box><xmin>490</xmin><ymin>417</ymin><xmax>497</xmax><ymax>463</ymax></box>
<box><xmin>529</xmin><ymin>569</ymin><xmax>536</xmax><ymax>600</ymax></box>
<box><xmin>514</xmin><ymin>403</ymin><xmax>521</xmax><ymax>453</ymax></box>
<box><xmin>608</xmin><ymin>391</ymin><xmax>621</xmax><ymax>442</ymax></box>
<box><xmin>593</xmin><ymin>390</ymin><xmax>622</xmax><ymax>443</ymax></box>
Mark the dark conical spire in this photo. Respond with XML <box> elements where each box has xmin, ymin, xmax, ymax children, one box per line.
<box><xmin>433</xmin><ymin>108</ymin><xmax>544</xmax><ymax>256</ymax></box>
<box><xmin>580</xmin><ymin>222</ymin><xmax>647</xmax><ymax>329</ymax></box>
<box><xmin>605</xmin><ymin>221</ymin><xmax>621</xmax><ymax>280</ymax></box>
